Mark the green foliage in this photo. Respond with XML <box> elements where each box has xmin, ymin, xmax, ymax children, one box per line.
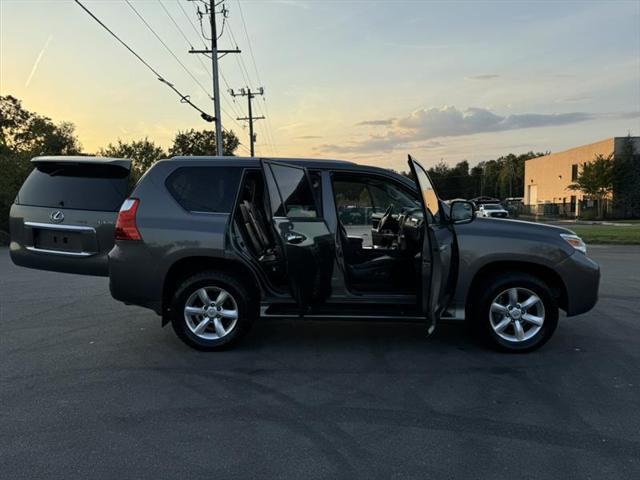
<box><xmin>568</xmin><ymin>153</ymin><xmax>615</xmax><ymax>219</ymax></box>
<box><xmin>168</xmin><ymin>128</ymin><xmax>240</xmax><ymax>157</ymax></box>
<box><xmin>407</xmin><ymin>152</ymin><xmax>545</xmax><ymax>200</ymax></box>
<box><xmin>98</xmin><ymin>138</ymin><xmax>166</xmax><ymax>180</ymax></box>
<box><xmin>612</xmin><ymin>135</ymin><xmax>640</xmax><ymax>218</ymax></box>
<box><xmin>568</xmin><ymin>154</ymin><xmax>614</xmax><ymax>198</ymax></box>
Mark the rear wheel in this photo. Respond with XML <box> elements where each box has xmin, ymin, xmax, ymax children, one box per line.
<box><xmin>471</xmin><ymin>273</ymin><xmax>558</xmax><ymax>352</ymax></box>
<box><xmin>170</xmin><ymin>271</ymin><xmax>256</xmax><ymax>351</ymax></box>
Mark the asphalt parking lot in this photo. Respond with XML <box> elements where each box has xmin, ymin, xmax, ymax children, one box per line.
<box><xmin>1</xmin><ymin>246</ymin><xmax>639</xmax><ymax>479</ymax></box>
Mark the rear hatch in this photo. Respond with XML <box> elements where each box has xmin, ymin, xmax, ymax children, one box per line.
<box><xmin>9</xmin><ymin>156</ymin><xmax>132</xmax><ymax>276</ymax></box>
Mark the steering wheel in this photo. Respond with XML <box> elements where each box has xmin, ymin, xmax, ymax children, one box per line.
<box><xmin>376</xmin><ymin>204</ymin><xmax>394</xmax><ymax>232</ymax></box>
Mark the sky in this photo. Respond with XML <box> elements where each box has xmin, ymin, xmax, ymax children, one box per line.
<box><xmin>1</xmin><ymin>0</ymin><xmax>639</xmax><ymax>171</ymax></box>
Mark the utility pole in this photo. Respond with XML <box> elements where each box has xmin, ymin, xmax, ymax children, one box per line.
<box><xmin>230</xmin><ymin>87</ymin><xmax>265</xmax><ymax>156</ymax></box>
<box><xmin>188</xmin><ymin>1</ymin><xmax>240</xmax><ymax>156</ymax></box>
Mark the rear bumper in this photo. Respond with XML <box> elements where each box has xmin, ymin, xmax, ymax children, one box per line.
<box><xmin>108</xmin><ymin>242</ymin><xmax>163</xmax><ymax>313</ymax></box>
<box><xmin>557</xmin><ymin>252</ymin><xmax>600</xmax><ymax>316</ymax></box>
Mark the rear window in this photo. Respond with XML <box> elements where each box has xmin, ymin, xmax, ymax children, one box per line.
<box><xmin>166</xmin><ymin>167</ymin><xmax>242</xmax><ymax>213</ymax></box>
<box><xmin>17</xmin><ymin>164</ymin><xmax>130</xmax><ymax>212</ymax></box>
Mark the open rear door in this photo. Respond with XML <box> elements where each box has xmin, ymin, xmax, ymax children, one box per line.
<box><xmin>408</xmin><ymin>155</ymin><xmax>454</xmax><ymax>334</ymax></box>
<box><xmin>9</xmin><ymin>156</ymin><xmax>132</xmax><ymax>276</ymax></box>
<box><xmin>260</xmin><ymin>160</ymin><xmax>334</xmax><ymax>312</ymax></box>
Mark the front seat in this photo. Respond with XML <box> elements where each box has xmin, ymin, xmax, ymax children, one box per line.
<box><xmin>338</xmin><ymin>223</ymin><xmax>395</xmax><ymax>286</ymax></box>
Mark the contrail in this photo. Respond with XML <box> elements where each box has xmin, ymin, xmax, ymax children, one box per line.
<box><xmin>25</xmin><ymin>35</ymin><xmax>52</xmax><ymax>87</ymax></box>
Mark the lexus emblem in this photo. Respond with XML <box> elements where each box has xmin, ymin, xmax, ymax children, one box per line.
<box><xmin>50</xmin><ymin>210</ymin><xmax>65</xmax><ymax>223</ymax></box>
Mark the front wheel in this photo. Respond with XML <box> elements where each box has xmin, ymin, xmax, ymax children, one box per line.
<box><xmin>471</xmin><ymin>273</ymin><xmax>559</xmax><ymax>352</ymax></box>
<box><xmin>170</xmin><ymin>271</ymin><xmax>256</xmax><ymax>351</ymax></box>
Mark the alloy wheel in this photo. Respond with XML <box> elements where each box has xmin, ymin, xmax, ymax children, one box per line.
<box><xmin>489</xmin><ymin>287</ymin><xmax>545</xmax><ymax>343</ymax></box>
<box><xmin>184</xmin><ymin>287</ymin><xmax>239</xmax><ymax>340</ymax></box>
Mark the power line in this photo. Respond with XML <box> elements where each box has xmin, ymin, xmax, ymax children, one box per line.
<box><xmin>73</xmin><ymin>0</ymin><xmax>213</xmax><ymax>122</ymax></box>
<box><xmin>158</xmin><ymin>0</ymin><xmax>195</xmax><ymax>48</ymax></box>
<box><xmin>161</xmin><ymin>0</ymin><xmax>244</xmax><ymax>125</ymax></box>
<box><xmin>124</xmin><ymin>0</ymin><xmax>212</xmax><ymax>101</ymax></box>
<box><xmin>234</xmin><ymin>1</ymin><xmax>279</xmax><ymax>155</ymax></box>
<box><xmin>230</xmin><ymin>87</ymin><xmax>265</xmax><ymax>156</ymax></box>
<box><xmin>176</xmin><ymin>0</ymin><xmax>208</xmax><ymax>47</ymax></box>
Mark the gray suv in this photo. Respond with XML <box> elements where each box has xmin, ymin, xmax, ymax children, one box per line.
<box><xmin>9</xmin><ymin>155</ymin><xmax>600</xmax><ymax>352</ymax></box>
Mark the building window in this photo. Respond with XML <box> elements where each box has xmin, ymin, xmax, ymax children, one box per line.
<box><xmin>571</xmin><ymin>164</ymin><xmax>579</xmax><ymax>181</ymax></box>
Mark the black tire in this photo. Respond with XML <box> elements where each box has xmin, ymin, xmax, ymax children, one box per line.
<box><xmin>470</xmin><ymin>272</ymin><xmax>559</xmax><ymax>353</ymax></box>
<box><xmin>170</xmin><ymin>270</ymin><xmax>256</xmax><ymax>351</ymax></box>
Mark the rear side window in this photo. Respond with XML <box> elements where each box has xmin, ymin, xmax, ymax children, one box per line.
<box><xmin>17</xmin><ymin>164</ymin><xmax>130</xmax><ymax>212</ymax></box>
<box><xmin>166</xmin><ymin>167</ymin><xmax>242</xmax><ymax>213</ymax></box>
<box><xmin>269</xmin><ymin>164</ymin><xmax>318</xmax><ymax>218</ymax></box>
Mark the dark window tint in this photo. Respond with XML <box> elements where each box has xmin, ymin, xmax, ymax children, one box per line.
<box><xmin>269</xmin><ymin>164</ymin><xmax>317</xmax><ymax>218</ymax></box>
<box><xmin>166</xmin><ymin>167</ymin><xmax>242</xmax><ymax>213</ymax></box>
<box><xmin>17</xmin><ymin>164</ymin><xmax>130</xmax><ymax>211</ymax></box>
<box><xmin>333</xmin><ymin>179</ymin><xmax>373</xmax><ymax>226</ymax></box>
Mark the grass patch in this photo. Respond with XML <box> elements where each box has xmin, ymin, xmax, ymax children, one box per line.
<box><xmin>569</xmin><ymin>225</ymin><xmax>640</xmax><ymax>245</ymax></box>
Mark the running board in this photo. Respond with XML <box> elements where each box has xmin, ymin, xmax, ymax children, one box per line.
<box><xmin>260</xmin><ymin>304</ymin><xmax>464</xmax><ymax>322</ymax></box>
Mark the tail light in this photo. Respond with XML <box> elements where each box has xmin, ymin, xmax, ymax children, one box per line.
<box><xmin>115</xmin><ymin>198</ymin><xmax>142</xmax><ymax>241</ymax></box>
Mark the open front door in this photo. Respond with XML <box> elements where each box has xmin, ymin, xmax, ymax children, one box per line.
<box><xmin>408</xmin><ymin>155</ymin><xmax>455</xmax><ymax>334</ymax></box>
<box><xmin>260</xmin><ymin>160</ymin><xmax>334</xmax><ymax>312</ymax></box>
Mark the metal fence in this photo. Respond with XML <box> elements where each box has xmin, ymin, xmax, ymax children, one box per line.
<box><xmin>513</xmin><ymin>199</ymin><xmax>616</xmax><ymax>220</ymax></box>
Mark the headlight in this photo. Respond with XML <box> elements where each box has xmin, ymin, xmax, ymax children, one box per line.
<box><xmin>560</xmin><ymin>233</ymin><xmax>587</xmax><ymax>254</ymax></box>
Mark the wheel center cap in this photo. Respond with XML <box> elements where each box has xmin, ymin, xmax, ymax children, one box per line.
<box><xmin>206</xmin><ymin>307</ymin><xmax>217</xmax><ymax>317</ymax></box>
<box><xmin>511</xmin><ymin>308</ymin><xmax>522</xmax><ymax>320</ymax></box>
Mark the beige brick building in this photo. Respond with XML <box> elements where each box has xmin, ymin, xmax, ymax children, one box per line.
<box><xmin>524</xmin><ymin>137</ymin><xmax>640</xmax><ymax>214</ymax></box>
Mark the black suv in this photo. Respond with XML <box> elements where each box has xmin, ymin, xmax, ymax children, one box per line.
<box><xmin>9</xmin><ymin>155</ymin><xmax>600</xmax><ymax>352</ymax></box>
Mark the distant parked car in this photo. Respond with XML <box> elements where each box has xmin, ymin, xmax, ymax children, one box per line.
<box><xmin>478</xmin><ymin>203</ymin><xmax>509</xmax><ymax>218</ymax></box>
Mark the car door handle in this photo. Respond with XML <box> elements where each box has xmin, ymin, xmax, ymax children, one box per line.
<box><xmin>285</xmin><ymin>232</ymin><xmax>306</xmax><ymax>244</ymax></box>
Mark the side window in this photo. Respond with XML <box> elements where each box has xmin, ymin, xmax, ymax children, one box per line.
<box><xmin>412</xmin><ymin>163</ymin><xmax>440</xmax><ymax>222</ymax></box>
<box><xmin>166</xmin><ymin>167</ymin><xmax>243</xmax><ymax>213</ymax></box>
<box><xmin>368</xmin><ymin>180</ymin><xmax>421</xmax><ymax>214</ymax></box>
<box><xmin>333</xmin><ymin>179</ymin><xmax>373</xmax><ymax>226</ymax></box>
<box><xmin>269</xmin><ymin>164</ymin><xmax>318</xmax><ymax>218</ymax></box>
<box><xmin>333</xmin><ymin>175</ymin><xmax>420</xmax><ymax>226</ymax></box>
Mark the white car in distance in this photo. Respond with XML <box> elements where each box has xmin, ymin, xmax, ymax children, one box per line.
<box><xmin>478</xmin><ymin>203</ymin><xmax>509</xmax><ymax>218</ymax></box>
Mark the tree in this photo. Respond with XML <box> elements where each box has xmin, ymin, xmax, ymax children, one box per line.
<box><xmin>613</xmin><ymin>135</ymin><xmax>640</xmax><ymax>218</ymax></box>
<box><xmin>98</xmin><ymin>138</ymin><xmax>166</xmax><ymax>179</ymax></box>
<box><xmin>168</xmin><ymin>128</ymin><xmax>240</xmax><ymax>157</ymax></box>
<box><xmin>568</xmin><ymin>153</ymin><xmax>615</xmax><ymax>219</ymax></box>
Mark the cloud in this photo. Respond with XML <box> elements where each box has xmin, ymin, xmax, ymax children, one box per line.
<box><xmin>382</xmin><ymin>42</ymin><xmax>451</xmax><ymax>50</ymax></box>
<box><xmin>25</xmin><ymin>35</ymin><xmax>52</xmax><ymax>88</ymax></box>
<box><xmin>356</xmin><ymin>118</ymin><xmax>395</xmax><ymax>126</ymax></box>
<box><xmin>555</xmin><ymin>94</ymin><xmax>592</xmax><ymax>104</ymax></box>
<box><xmin>465</xmin><ymin>74</ymin><xmax>500</xmax><ymax>80</ymax></box>
<box><xmin>397</xmin><ymin>106</ymin><xmax>591</xmax><ymax>136</ymax></box>
<box><xmin>318</xmin><ymin>106</ymin><xmax>595</xmax><ymax>154</ymax></box>
<box><xmin>297</xmin><ymin>135</ymin><xmax>323</xmax><ymax>139</ymax></box>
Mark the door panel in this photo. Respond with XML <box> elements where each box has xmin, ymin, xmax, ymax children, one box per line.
<box><xmin>408</xmin><ymin>155</ymin><xmax>455</xmax><ymax>332</ymax></box>
<box><xmin>9</xmin><ymin>157</ymin><xmax>132</xmax><ymax>276</ymax></box>
<box><xmin>261</xmin><ymin>160</ymin><xmax>334</xmax><ymax>310</ymax></box>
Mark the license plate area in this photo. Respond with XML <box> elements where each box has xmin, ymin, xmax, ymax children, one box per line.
<box><xmin>34</xmin><ymin>229</ymin><xmax>84</xmax><ymax>252</ymax></box>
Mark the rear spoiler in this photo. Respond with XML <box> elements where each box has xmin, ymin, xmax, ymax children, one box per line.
<box><xmin>32</xmin><ymin>156</ymin><xmax>132</xmax><ymax>170</ymax></box>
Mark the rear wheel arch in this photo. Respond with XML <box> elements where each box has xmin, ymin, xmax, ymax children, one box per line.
<box><xmin>161</xmin><ymin>256</ymin><xmax>261</xmax><ymax>324</ymax></box>
<box><xmin>465</xmin><ymin>260</ymin><xmax>568</xmax><ymax>315</ymax></box>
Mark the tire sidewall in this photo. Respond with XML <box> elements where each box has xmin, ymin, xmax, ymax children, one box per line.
<box><xmin>170</xmin><ymin>272</ymin><xmax>255</xmax><ymax>351</ymax></box>
<box><xmin>474</xmin><ymin>273</ymin><xmax>559</xmax><ymax>353</ymax></box>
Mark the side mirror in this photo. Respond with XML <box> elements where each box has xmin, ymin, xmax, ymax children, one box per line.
<box><xmin>450</xmin><ymin>200</ymin><xmax>475</xmax><ymax>224</ymax></box>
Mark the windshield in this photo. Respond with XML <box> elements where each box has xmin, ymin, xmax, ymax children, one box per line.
<box><xmin>483</xmin><ymin>204</ymin><xmax>502</xmax><ymax>210</ymax></box>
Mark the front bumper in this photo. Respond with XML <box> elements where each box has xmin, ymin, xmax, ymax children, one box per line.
<box><xmin>556</xmin><ymin>252</ymin><xmax>600</xmax><ymax>316</ymax></box>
